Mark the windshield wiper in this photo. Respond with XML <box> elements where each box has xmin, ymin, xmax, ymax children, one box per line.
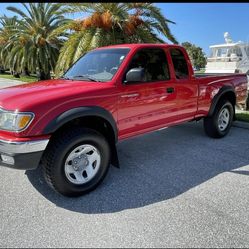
<box><xmin>72</xmin><ymin>75</ymin><xmax>100</xmax><ymax>82</ymax></box>
<box><xmin>60</xmin><ymin>76</ymin><xmax>71</xmax><ymax>80</ymax></box>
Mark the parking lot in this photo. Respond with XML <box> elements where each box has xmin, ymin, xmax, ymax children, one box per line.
<box><xmin>1</xmin><ymin>118</ymin><xmax>249</xmax><ymax>248</ymax></box>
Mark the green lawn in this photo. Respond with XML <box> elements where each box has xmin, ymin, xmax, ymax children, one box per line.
<box><xmin>195</xmin><ymin>69</ymin><xmax>205</xmax><ymax>74</ymax></box>
<box><xmin>236</xmin><ymin>112</ymin><xmax>249</xmax><ymax>123</ymax></box>
<box><xmin>0</xmin><ymin>73</ymin><xmax>38</xmax><ymax>83</ymax></box>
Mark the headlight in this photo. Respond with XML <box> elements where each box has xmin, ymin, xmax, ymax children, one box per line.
<box><xmin>0</xmin><ymin>109</ymin><xmax>34</xmax><ymax>132</ymax></box>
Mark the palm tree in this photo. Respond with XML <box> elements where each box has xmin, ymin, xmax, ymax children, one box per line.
<box><xmin>4</xmin><ymin>3</ymin><xmax>67</xmax><ymax>80</ymax></box>
<box><xmin>0</xmin><ymin>15</ymin><xmax>19</xmax><ymax>75</ymax></box>
<box><xmin>55</xmin><ymin>3</ymin><xmax>178</xmax><ymax>76</ymax></box>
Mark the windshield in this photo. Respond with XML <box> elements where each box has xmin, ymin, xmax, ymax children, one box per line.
<box><xmin>227</xmin><ymin>46</ymin><xmax>242</xmax><ymax>57</ymax></box>
<box><xmin>63</xmin><ymin>48</ymin><xmax>130</xmax><ymax>82</ymax></box>
<box><xmin>216</xmin><ymin>48</ymin><xmax>228</xmax><ymax>57</ymax></box>
<box><xmin>209</xmin><ymin>46</ymin><xmax>242</xmax><ymax>58</ymax></box>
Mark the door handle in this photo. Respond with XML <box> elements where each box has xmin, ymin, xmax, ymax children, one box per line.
<box><xmin>121</xmin><ymin>93</ymin><xmax>139</xmax><ymax>98</ymax></box>
<box><xmin>166</xmin><ymin>87</ymin><xmax>174</xmax><ymax>93</ymax></box>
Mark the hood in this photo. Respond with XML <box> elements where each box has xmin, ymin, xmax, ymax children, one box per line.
<box><xmin>0</xmin><ymin>79</ymin><xmax>113</xmax><ymax>111</ymax></box>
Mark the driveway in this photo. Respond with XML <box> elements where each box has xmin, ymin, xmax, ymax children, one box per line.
<box><xmin>0</xmin><ymin>77</ymin><xmax>26</xmax><ymax>88</ymax></box>
<box><xmin>1</xmin><ymin>121</ymin><xmax>249</xmax><ymax>248</ymax></box>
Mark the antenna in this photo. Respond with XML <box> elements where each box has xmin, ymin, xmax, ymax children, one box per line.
<box><xmin>224</xmin><ymin>32</ymin><xmax>233</xmax><ymax>44</ymax></box>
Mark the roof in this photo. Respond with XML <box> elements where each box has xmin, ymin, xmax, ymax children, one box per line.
<box><xmin>209</xmin><ymin>42</ymin><xmax>247</xmax><ymax>48</ymax></box>
<box><xmin>94</xmin><ymin>43</ymin><xmax>181</xmax><ymax>50</ymax></box>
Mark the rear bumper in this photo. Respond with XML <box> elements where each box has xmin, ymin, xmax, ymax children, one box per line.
<box><xmin>0</xmin><ymin>139</ymin><xmax>49</xmax><ymax>170</ymax></box>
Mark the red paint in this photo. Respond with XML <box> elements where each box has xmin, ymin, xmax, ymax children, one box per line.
<box><xmin>0</xmin><ymin>43</ymin><xmax>247</xmax><ymax>142</ymax></box>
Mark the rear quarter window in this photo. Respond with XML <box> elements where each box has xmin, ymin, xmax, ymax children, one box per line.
<box><xmin>170</xmin><ymin>48</ymin><xmax>189</xmax><ymax>79</ymax></box>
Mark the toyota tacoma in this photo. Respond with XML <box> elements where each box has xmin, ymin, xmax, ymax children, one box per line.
<box><xmin>0</xmin><ymin>44</ymin><xmax>247</xmax><ymax>197</ymax></box>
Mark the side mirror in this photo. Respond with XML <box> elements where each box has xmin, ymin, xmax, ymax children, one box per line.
<box><xmin>125</xmin><ymin>68</ymin><xmax>145</xmax><ymax>83</ymax></box>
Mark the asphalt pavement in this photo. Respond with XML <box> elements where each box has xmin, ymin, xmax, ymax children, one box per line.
<box><xmin>0</xmin><ymin>120</ymin><xmax>249</xmax><ymax>248</ymax></box>
<box><xmin>0</xmin><ymin>77</ymin><xmax>249</xmax><ymax>247</ymax></box>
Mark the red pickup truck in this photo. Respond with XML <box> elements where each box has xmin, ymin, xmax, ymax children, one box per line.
<box><xmin>0</xmin><ymin>44</ymin><xmax>247</xmax><ymax>197</ymax></box>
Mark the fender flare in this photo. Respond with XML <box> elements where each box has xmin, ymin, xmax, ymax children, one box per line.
<box><xmin>43</xmin><ymin>106</ymin><xmax>118</xmax><ymax>143</ymax></box>
<box><xmin>208</xmin><ymin>85</ymin><xmax>236</xmax><ymax>117</ymax></box>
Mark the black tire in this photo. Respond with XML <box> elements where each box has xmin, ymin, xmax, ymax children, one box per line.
<box><xmin>41</xmin><ymin>127</ymin><xmax>111</xmax><ymax>197</ymax></box>
<box><xmin>204</xmin><ymin>99</ymin><xmax>234</xmax><ymax>138</ymax></box>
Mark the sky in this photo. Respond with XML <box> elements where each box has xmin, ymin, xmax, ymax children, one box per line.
<box><xmin>0</xmin><ymin>3</ymin><xmax>249</xmax><ymax>56</ymax></box>
<box><xmin>157</xmin><ymin>3</ymin><xmax>249</xmax><ymax>55</ymax></box>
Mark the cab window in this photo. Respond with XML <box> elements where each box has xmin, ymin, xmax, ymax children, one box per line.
<box><xmin>124</xmin><ymin>48</ymin><xmax>170</xmax><ymax>83</ymax></box>
<box><xmin>170</xmin><ymin>48</ymin><xmax>189</xmax><ymax>79</ymax></box>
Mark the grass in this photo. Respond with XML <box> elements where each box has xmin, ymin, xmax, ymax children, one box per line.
<box><xmin>236</xmin><ymin>112</ymin><xmax>249</xmax><ymax>123</ymax></box>
<box><xmin>195</xmin><ymin>69</ymin><xmax>205</xmax><ymax>74</ymax></box>
<box><xmin>0</xmin><ymin>73</ymin><xmax>38</xmax><ymax>83</ymax></box>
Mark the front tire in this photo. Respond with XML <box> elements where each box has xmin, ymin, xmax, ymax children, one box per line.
<box><xmin>41</xmin><ymin>127</ymin><xmax>111</xmax><ymax>197</ymax></box>
<box><xmin>204</xmin><ymin>99</ymin><xmax>234</xmax><ymax>138</ymax></box>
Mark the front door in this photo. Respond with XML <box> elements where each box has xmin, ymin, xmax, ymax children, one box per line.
<box><xmin>117</xmin><ymin>47</ymin><xmax>178</xmax><ymax>140</ymax></box>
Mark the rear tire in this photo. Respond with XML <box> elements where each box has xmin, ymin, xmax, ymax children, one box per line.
<box><xmin>204</xmin><ymin>99</ymin><xmax>234</xmax><ymax>138</ymax></box>
<box><xmin>41</xmin><ymin>127</ymin><xmax>111</xmax><ymax>197</ymax></box>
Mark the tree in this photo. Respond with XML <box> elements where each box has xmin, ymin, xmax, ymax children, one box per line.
<box><xmin>55</xmin><ymin>3</ymin><xmax>178</xmax><ymax>76</ymax></box>
<box><xmin>182</xmin><ymin>42</ymin><xmax>206</xmax><ymax>70</ymax></box>
<box><xmin>3</xmin><ymin>3</ymin><xmax>67</xmax><ymax>80</ymax></box>
<box><xmin>0</xmin><ymin>15</ymin><xmax>19</xmax><ymax>75</ymax></box>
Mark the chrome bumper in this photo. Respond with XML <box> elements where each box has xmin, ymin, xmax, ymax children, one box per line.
<box><xmin>0</xmin><ymin>139</ymin><xmax>49</xmax><ymax>154</ymax></box>
<box><xmin>0</xmin><ymin>138</ymin><xmax>49</xmax><ymax>170</ymax></box>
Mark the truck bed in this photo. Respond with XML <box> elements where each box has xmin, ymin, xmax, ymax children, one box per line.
<box><xmin>194</xmin><ymin>72</ymin><xmax>246</xmax><ymax>78</ymax></box>
<box><xmin>194</xmin><ymin>72</ymin><xmax>248</xmax><ymax>107</ymax></box>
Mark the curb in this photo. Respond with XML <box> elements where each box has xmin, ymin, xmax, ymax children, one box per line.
<box><xmin>233</xmin><ymin>120</ymin><xmax>249</xmax><ymax>130</ymax></box>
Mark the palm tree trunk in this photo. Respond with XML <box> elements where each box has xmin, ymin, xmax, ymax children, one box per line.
<box><xmin>37</xmin><ymin>59</ymin><xmax>51</xmax><ymax>80</ymax></box>
<box><xmin>13</xmin><ymin>72</ymin><xmax>20</xmax><ymax>78</ymax></box>
<box><xmin>37</xmin><ymin>70</ymin><xmax>51</xmax><ymax>80</ymax></box>
<box><xmin>21</xmin><ymin>67</ymin><xmax>30</xmax><ymax>76</ymax></box>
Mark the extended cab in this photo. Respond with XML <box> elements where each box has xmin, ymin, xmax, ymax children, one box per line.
<box><xmin>0</xmin><ymin>44</ymin><xmax>247</xmax><ymax>197</ymax></box>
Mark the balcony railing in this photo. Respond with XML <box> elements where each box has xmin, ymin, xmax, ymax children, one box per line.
<box><xmin>207</xmin><ymin>56</ymin><xmax>242</xmax><ymax>62</ymax></box>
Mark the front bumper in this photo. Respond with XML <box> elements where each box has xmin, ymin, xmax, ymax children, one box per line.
<box><xmin>0</xmin><ymin>139</ymin><xmax>49</xmax><ymax>170</ymax></box>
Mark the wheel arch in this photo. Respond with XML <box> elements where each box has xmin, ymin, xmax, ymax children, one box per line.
<box><xmin>43</xmin><ymin>106</ymin><xmax>119</xmax><ymax>167</ymax></box>
<box><xmin>208</xmin><ymin>86</ymin><xmax>236</xmax><ymax>118</ymax></box>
